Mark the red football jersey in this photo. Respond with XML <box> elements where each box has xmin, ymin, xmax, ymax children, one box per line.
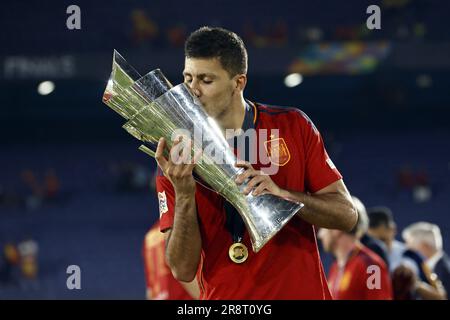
<box><xmin>143</xmin><ymin>223</ymin><xmax>193</xmax><ymax>300</ymax></box>
<box><xmin>328</xmin><ymin>243</ymin><xmax>393</xmax><ymax>300</ymax></box>
<box><xmin>157</xmin><ymin>102</ymin><xmax>342</xmax><ymax>299</ymax></box>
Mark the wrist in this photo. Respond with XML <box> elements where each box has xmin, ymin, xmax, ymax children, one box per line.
<box><xmin>278</xmin><ymin>188</ymin><xmax>290</xmax><ymax>199</ymax></box>
<box><xmin>175</xmin><ymin>188</ymin><xmax>196</xmax><ymax>200</ymax></box>
<box><xmin>280</xmin><ymin>188</ymin><xmax>306</xmax><ymax>203</ymax></box>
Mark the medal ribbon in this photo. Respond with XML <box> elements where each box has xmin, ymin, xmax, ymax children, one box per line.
<box><xmin>224</xmin><ymin>102</ymin><xmax>254</xmax><ymax>245</ymax></box>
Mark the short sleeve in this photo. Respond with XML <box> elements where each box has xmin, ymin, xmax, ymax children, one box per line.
<box><xmin>155</xmin><ymin>170</ymin><xmax>176</xmax><ymax>232</ymax></box>
<box><xmin>297</xmin><ymin>110</ymin><xmax>343</xmax><ymax>193</ymax></box>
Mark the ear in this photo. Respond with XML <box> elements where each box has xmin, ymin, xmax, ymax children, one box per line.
<box><xmin>234</xmin><ymin>74</ymin><xmax>247</xmax><ymax>92</ymax></box>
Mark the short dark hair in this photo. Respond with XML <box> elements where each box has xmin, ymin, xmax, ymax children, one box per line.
<box><xmin>368</xmin><ymin>207</ymin><xmax>394</xmax><ymax>229</ymax></box>
<box><xmin>184</xmin><ymin>26</ymin><xmax>248</xmax><ymax>77</ymax></box>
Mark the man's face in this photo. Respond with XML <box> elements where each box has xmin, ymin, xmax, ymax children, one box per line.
<box><xmin>405</xmin><ymin>239</ymin><xmax>434</xmax><ymax>259</ymax></box>
<box><xmin>370</xmin><ymin>223</ymin><xmax>396</xmax><ymax>247</ymax></box>
<box><xmin>318</xmin><ymin>228</ymin><xmax>342</xmax><ymax>254</ymax></box>
<box><xmin>405</xmin><ymin>238</ymin><xmax>420</xmax><ymax>254</ymax></box>
<box><xmin>183</xmin><ymin>57</ymin><xmax>238</xmax><ymax>119</ymax></box>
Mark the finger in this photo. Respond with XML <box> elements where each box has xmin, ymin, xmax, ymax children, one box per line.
<box><xmin>244</xmin><ymin>175</ymin><xmax>266</xmax><ymax>193</ymax></box>
<box><xmin>252</xmin><ymin>181</ymin><xmax>269</xmax><ymax>196</ymax></box>
<box><xmin>235</xmin><ymin>168</ymin><xmax>260</xmax><ymax>185</ymax></box>
<box><xmin>243</xmin><ymin>177</ymin><xmax>266</xmax><ymax>195</ymax></box>
<box><xmin>176</xmin><ymin>139</ymin><xmax>192</xmax><ymax>165</ymax></box>
<box><xmin>155</xmin><ymin>137</ymin><xmax>168</xmax><ymax>168</ymax></box>
<box><xmin>168</xmin><ymin>137</ymin><xmax>184</xmax><ymax>164</ymax></box>
<box><xmin>235</xmin><ymin>160</ymin><xmax>251</xmax><ymax>168</ymax></box>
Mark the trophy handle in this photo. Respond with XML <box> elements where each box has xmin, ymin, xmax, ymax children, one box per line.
<box><xmin>138</xmin><ymin>145</ymin><xmax>156</xmax><ymax>158</ymax></box>
<box><xmin>112</xmin><ymin>49</ymin><xmax>142</xmax><ymax>81</ymax></box>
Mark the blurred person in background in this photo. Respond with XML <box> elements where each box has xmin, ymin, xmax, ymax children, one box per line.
<box><xmin>130</xmin><ymin>9</ymin><xmax>159</xmax><ymax>45</ymax></box>
<box><xmin>1</xmin><ymin>242</ymin><xmax>20</xmax><ymax>285</ymax></box>
<box><xmin>111</xmin><ymin>162</ymin><xmax>150</xmax><ymax>193</ymax></box>
<box><xmin>360</xmin><ymin>206</ymin><xmax>390</xmax><ymax>268</ymax></box>
<box><xmin>20</xmin><ymin>169</ymin><xmax>62</xmax><ymax>208</ymax></box>
<box><xmin>318</xmin><ymin>196</ymin><xmax>392</xmax><ymax>299</ymax></box>
<box><xmin>143</xmin><ymin>221</ymin><xmax>199</xmax><ymax>300</ymax></box>
<box><xmin>20</xmin><ymin>169</ymin><xmax>43</xmax><ymax>210</ymax></box>
<box><xmin>44</xmin><ymin>169</ymin><xmax>60</xmax><ymax>201</ymax></box>
<box><xmin>368</xmin><ymin>207</ymin><xmax>446</xmax><ymax>300</ymax></box>
<box><xmin>402</xmin><ymin>222</ymin><xmax>449</xmax><ymax>298</ymax></box>
<box><xmin>17</xmin><ymin>237</ymin><xmax>39</xmax><ymax>290</ymax></box>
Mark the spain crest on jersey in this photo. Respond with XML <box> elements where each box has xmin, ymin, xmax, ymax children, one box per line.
<box><xmin>264</xmin><ymin>137</ymin><xmax>291</xmax><ymax>166</ymax></box>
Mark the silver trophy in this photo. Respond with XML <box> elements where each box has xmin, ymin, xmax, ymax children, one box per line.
<box><xmin>102</xmin><ymin>50</ymin><xmax>304</xmax><ymax>252</ymax></box>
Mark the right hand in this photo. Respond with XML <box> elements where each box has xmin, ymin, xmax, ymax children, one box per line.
<box><xmin>155</xmin><ymin>136</ymin><xmax>199</xmax><ymax>196</ymax></box>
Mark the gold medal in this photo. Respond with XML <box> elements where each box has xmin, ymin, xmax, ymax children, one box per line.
<box><xmin>228</xmin><ymin>242</ymin><xmax>249</xmax><ymax>264</ymax></box>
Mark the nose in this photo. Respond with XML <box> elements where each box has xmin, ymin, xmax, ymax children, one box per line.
<box><xmin>189</xmin><ymin>79</ymin><xmax>201</xmax><ymax>97</ymax></box>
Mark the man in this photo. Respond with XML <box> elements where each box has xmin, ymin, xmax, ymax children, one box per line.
<box><xmin>368</xmin><ymin>207</ymin><xmax>446</xmax><ymax>300</ymax></box>
<box><xmin>359</xmin><ymin>206</ymin><xmax>390</xmax><ymax>268</ymax></box>
<box><xmin>402</xmin><ymin>222</ymin><xmax>449</xmax><ymax>298</ymax></box>
<box><xmin>360</xmin><ymin>231</ymin><xmax>390</xmax><ymax>268</ymax></box>
<box><xmin>155</xmin><ymin>27</ymin><xmax>357</xmax><ymax>299</ymax></box>
<box><xmin>319</xmin><ymin>196</ymin><xmax>393</xmax><ymax>299</ymax></box>
<box><xmin>143</xmin><ymin>221</ymin><xmax>199</xmax><ymax>300</ymax></box>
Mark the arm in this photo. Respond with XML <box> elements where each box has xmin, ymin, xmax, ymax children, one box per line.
<box><xmin>415</xmin><ymin>280</ymin><xmax>447</xmax><ymax>300</ymax></box>
<box><xmin>235</xmin><ymin>163</ymin><xmax>357</xmax><ymax>232</ymax></box>
<box><xmin>279</xmin><ymin>179</ymin><xmax>357</xmax><ymax>231</ymax></box>
<box><xmin>180</xmin><ymin>277</ymin><xmax>201</xmax><ymax>299</ymax></box>
<box><xmin>163</xmin><ymin>194</ymin><xmax>201</xmax><ymax>282</ymax></box>
<box><xmin>156</xmin><ymin>137</ymin><xmax>202</xmax><ymax>282</ymax></box>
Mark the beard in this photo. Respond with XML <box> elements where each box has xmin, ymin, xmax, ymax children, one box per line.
<box><xmin>202</xmin><ymin>90</ymin><xmax>234</xmax><ymax>120</ymax></box>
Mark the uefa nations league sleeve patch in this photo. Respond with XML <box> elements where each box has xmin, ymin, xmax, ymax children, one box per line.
<box><xmin>158</xmin><ymin>191</ymin><xmax>169</xmax><ymax>217</ymax></box>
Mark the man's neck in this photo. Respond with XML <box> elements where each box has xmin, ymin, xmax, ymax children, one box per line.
<box><xmin>368</xmin><ymin>230</ymin><xmax>391</xmax><ymax>252</ymax></box>
<box><xmin>335</xmin><ymin>240</ymin><xmax>357</xmax><ymax>267</ymax></box>
<box><xmin>216</xmin><ymin>96</ymin><xmax>246</xmax><ymax>133</ymax></box>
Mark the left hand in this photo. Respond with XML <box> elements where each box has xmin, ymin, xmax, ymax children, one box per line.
<box><xmin>234</xmin><ymin>161</ymin><xmax>284</xmax><ymax>197</ymax></box>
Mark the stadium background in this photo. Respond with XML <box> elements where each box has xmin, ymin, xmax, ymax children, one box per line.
<box><xmin>0</xmin><ymin>0</ymin><xmax>449</xmax><ymax>298</ymax></box>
